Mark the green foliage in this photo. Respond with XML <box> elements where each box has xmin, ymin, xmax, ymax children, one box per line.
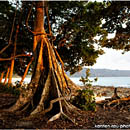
<box><xmin>71</xmin><ymin>89</ymin><xmax>96</xmax><ymax>111</ymax></box>
<box><xmin>0</xmin><ymin>83</ymin><xmax>20</xmax><ymax>97</ymax></box>
<box><xmin>0</xmin><ymin>1</ymin><xmax>33</xmax><ymax>75</ymax></box>
<box><xmin>51</xmin><ymin>1</ymin><xmax>105</xmax><ymax>73</ymax></box>
<box><xmin>0</xmin><ymin>1</ymin><xmax>129</xmax><ymax>76</ymax></box>
<box><xmin>80</xmin><ymin>68</ymin><xmax>98</xmax><ymax>86</ymax></box>
<box><xmin>71</xmin><ymin>68</ymin><xmax>97</xmax><ymax>111</ymax></box>
<box><xmin>100</xmin><ymin>1</ymin><xmax>130</xmax><ymax>52</ymax></box>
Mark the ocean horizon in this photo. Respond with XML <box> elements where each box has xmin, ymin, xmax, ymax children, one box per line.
<box><xmin>1</xmin><ymin>76</ymin><xmax>130</xmax><ymax>88</ymax></box>
<box><xmin>70</xmin><ymin>77</ymin><xmax>130</xmax><ymax>88</ymax></box>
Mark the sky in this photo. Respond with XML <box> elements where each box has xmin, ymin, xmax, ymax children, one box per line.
<box><xmin>90</xmin><ymin>48</ymin><xmax>130</xmax><ymax>70</ymax></box>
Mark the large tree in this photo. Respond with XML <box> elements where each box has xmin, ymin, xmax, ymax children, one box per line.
<box><xmin>0</xmin><ymin>0</ymin><xmax>129</xmax><ymax>122</ymax></box>
<box><xmin>0</xmin><ymin>1</ymin><xmax>106</xmax><ymax>122</ymax></box>
<box><xmin>0</xmin><ymin>1</ymin><xmax>104</xmax><ymax>77</ymax></box>
<box><xmin>5</xmin><ymin>1</ymin><xmax>86</xmax><ymax>122</ymax></box>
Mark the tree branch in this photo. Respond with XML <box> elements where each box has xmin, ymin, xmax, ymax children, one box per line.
<box><xmin>0</xmin><ymin>3</ymin><xmax>17</xmax><ymax>55</ymax></box>
<box><xmin>25</xmin><ymin>3</ymin><xmax>51</xmax><ymax>36</ymax></box>
<box><xmin>0</xmin><ymin>54</ymin><xmax>31</xmax><ymax>61</ymax></box>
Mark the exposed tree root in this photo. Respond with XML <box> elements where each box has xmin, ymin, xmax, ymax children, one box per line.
<box><xmin>30</xmin><ymin>70</ymin><xmax>51</xmax><ymax>115</ymax></box>
<box><xmin>107</xmin><ymin>96</ymin><xmax>130</xmax><ymax>107</ymax></box>
<box><xmin>3</xmin><ymin>35</ymin><xmax>80</xmax><ymax>124</ymax></box>
<box><xmin>23</xmin><ymin>93</ymin><xmax>77</xmax><ymax>124</ymax></box>
<box><xmin>96</xmin><ymin>88</ymin><xmax>130</xmax><ymax>110</ymax></box>
<box><xmin>48</xmin><ymin>70</ymin><xmax>75</xmax><ymax>124</ymax></box>
<box><xmin>48</xmin><ymin>111</ymin><xmax>76</xmax><ymax>124</ymax></box>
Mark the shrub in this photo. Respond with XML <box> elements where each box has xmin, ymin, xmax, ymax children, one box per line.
<box><xmin>79</xmin><ymin>68</ymin><xmax>98</xmax><ymax>87</ymax></box>
<box><xmin>71</xmin><ymin>69</ymin><xmax>97</xmax><ymax>111</ymax></box>
<box><xmin>71</xmin><ymin>89</ymin><xmax>96</xmax><ymax>111</ymax></box>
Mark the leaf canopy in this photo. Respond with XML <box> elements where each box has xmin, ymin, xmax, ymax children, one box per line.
<box><xmin>0</xmin><ymin>1</ymin><xmax>129</xmax><ymax>75</ymax></box>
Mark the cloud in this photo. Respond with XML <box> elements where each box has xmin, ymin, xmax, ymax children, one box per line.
<box><xmin>91</xmin><ymin>48</ymin><xmax>130</xmax><ymax>70</ymax></box>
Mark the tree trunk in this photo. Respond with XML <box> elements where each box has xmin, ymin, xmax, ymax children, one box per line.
<box><xmin>8</xmin><ymin>59</ymin><xmax>14</xmax><ymax>84</ymax></box>
<box><xmin>20</xmin><ymin>57</ymin><xmax>34</xmax><ymax>85</ymax></box>
<box><xmin>0</xmin><ymin>71</ymin><xmax>4</xmax><ymax>83</ymax></box>
<box><xmin>4</xmin><ymin>67</ymin><xmax>10</xmax><ymax>85</ymax></box>
<box><xmin>7</xmin><ymin>1</ymin><xmax>80</xmax><ymax>122</ymax></box>
<box><xmin>8</xmin><ymin>25</ymin><xmax>19</xmax><ymax>84</ymax></box>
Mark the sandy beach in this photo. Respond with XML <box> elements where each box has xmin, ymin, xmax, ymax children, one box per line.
<box><xmin>93</xmin><ymin>86</ymin><xmax>130</xmax><ymax>97</ymax></box>
<box><xmin>82</xmin><ymin>85</ymin><xmax>130</xmax><ymax>101</ymax></box>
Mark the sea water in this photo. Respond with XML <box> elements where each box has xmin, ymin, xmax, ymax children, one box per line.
<box><xmin>2</xmin><ymin>77</ymin><xmax>130</xmax><ymax>88</ymax></box>
<box><xmin>70</xmin><ymin>77</ymin><xmax>130</xmax><ymax>87</ymax></box>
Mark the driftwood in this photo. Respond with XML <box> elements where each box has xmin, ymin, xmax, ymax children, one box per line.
<box><xmin>96</xmin><ymin>88</ymin><xmax>130</xmax><ymax>110</ymax></box>
<box><xmin>111</xmin><ymin>88</ymin><xmax>120</xmax><ymax>100</ymax></box>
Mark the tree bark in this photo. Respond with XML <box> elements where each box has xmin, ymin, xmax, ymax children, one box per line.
<box><xmin>8</xmin><ymin>1</ymin><xmax>49</xmax><ymax>112</ymax></box>
<box><xmin>0</xmin><ymin>71</ymin><xmax>5</xmax><ymax>83</ymax></box>
<box><xmin>8</xmin><ymin>25</ymin><xmax>19</xmax><ymax>84</ymax></box>
<box><xmin>8</xmin><ymin>59</ymin><xmax>14</xmax><ymax>84</ymax></box>
<box><xmin>20</xmin><ymin>57</ymin><xmax>34</xmax><ymax>85</ymax></box>
<box><xmin>4</xmin><ymin>67</ymin><xmax>10</xmax><ymax>85</ymax></box>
